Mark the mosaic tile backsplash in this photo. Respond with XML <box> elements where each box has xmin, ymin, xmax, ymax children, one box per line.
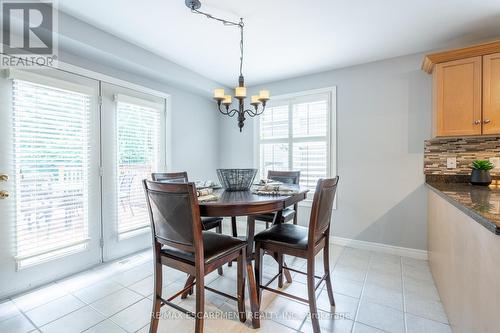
<box><xmin>424</xmin><ymin>136</ymin><xmax>500</xmax><ymax>176</ymax></box>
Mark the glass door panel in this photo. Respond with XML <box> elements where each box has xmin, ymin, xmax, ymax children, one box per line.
<box><xmin>0</xmin><ymin>69</ymin><xmax>101</xmax><ymax>298</ymax></box>
<box><xmin>101</xmin><ymin>83</ymin><xmax>166</xmax><ymax>260</ymax></box>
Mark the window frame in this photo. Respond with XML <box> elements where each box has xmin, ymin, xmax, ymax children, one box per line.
<box><xmin>254</xmin><ymin>86</ymin><xmax>337</xmax><ymax>207</ymax></box>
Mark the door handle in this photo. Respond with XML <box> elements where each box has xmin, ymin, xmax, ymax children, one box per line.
<box><xmin>474</xmin><ymin>120</ymin><xmax>481</xmax><ymax>125</ymax></box>
<box><xmin>0</xmin><ymin>191</ymin><xmax>9</xmax><ymax>199</ymax></box>
<box><xmin>484</xmin><ymin>119</ymin><xmax>491</xmax><ymax>124</ymax></box>
<box><xmin>0</xmin><ymin>174</ymin><xmax>8</xmax><ymax>182</ymax></box>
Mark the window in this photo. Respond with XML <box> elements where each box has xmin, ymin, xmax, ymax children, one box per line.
<box><xmin>13</xmin><ymin>79</ymin><xmax>92</xmax><ymax>267</ymax></box>
<box><xmin>256</xmin><ymin>88</ymin><xmax>336</xmax><ymax>195</ymax></box>
<box><xmin>115</xmin><ymin>95</ymin><xmax>162</xmax><ymax>235</ymax></box>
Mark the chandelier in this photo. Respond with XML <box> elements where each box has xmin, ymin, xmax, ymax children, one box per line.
<box><xmin>185</xmin><ymin>0</ymin><xmax>270</xmax><ymax>132</ymax></box>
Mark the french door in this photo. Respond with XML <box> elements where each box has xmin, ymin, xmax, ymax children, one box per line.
<box><xmin>101</xmin><ymin>82</ymin><xmax>166</xmax><ymax>261</ymax></box>
<box><xmin>0</xmin><ymin>70</ymin><xmax>167</xmax><ymax>298</ymax></box>
<box><xmin>0</xmin><ymin>69</ymin><xmax>102</xmax><ymax>298</ymax></box>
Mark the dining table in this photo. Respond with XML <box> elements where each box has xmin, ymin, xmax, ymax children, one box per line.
<box><xmin>197</xmin><ymin>185</ymin><xmax>309</xmax><ymax>328</ymax></box>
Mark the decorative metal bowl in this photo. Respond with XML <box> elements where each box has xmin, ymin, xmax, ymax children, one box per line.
<box><xmin>217</xmin><ymin>168</ymin><xmax>258</xmax><ymax>191</ymax></box>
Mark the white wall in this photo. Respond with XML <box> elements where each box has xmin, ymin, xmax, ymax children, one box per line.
<box><xmin>219</xmin><ymin>53</ymin><xmax>432</xmax><ymax>250</ymax></box>
<box><xmin>56</xmin><ymin>12</ymin><xmax>221</xmax><ymax>181</ymax></box>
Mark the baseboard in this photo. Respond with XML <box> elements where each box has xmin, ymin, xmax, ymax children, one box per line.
<box><xmin>331</xmin><ymin>236</ymin><xmax>428</xmax><ymax>260</ymax></box>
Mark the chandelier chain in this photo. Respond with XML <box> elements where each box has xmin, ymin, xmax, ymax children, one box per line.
<box><xmin>190</xmin><ymin>7</ymin><xmax>244</xmax><ymax>76</ymax></box>
<box><xmin>239</xmin><ymin>21</ymin><xmax>243</xmax><ymax>76</ymax></box>
<box><xmin>187</xmin><ymin>1</ymin><xmax>268</xmax><ymax>132</ymax></box>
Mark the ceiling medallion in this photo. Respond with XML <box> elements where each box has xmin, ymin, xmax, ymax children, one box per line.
<box><xmin>185</xmin><ymin>0</ymin><xmax>270</xmax><ymax>132</ymax></box>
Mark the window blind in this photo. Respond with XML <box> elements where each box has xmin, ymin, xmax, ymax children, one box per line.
<box><xmin>259</xmin><ymin>104</ymin><xmax>289</xmax><ymax>140</ymax></box>
<box><xmin>116</xmin><ymin>100</ymin><xmax>161</xmax><ymax>235</ymax></box>
<box><xmin>292</xmin><ymin>98</ymin><xmax>329</xmax><ymax>189</ymax></box>
<box><xmin>259</xmin><ymin>143</ymin><xmax>289</xmax><ymax>178</ymax></box>
<box><xmin>293</xmin><ymin>141</ymin><xmax>328</xmax><ymax>189</ymax></box>
<box><xmin>257</xmin><ymin>93</ymin><xmax>331</xmax><ymax>191</ymax></box>
<box><xmin>13</xmin><ymin>79</ymin><xmax>92</xmax><ymax>265</ymax></box>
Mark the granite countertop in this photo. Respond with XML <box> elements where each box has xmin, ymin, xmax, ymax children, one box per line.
<box><xmin>426</xmin><ymin>181</ymin><xmax>500</xmax><ymax>235</ymax></box>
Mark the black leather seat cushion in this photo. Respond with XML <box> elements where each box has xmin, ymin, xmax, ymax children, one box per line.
<box><xmin>254</xmin><ymin>207</ymin><xmax>295</xmax><ymax>223</ymax></box>
<box><xmin>201</xmin><ymin>216</ymin><xmax>222</xmax><ymax>230</ymax></box>
<box><xmin>161</xmin><ymin>231</ymin><xmax>246</xmax><ymax>264</ymax></box>
<box><xmin>254</xmin><ymin>223</ymin><xmax>309</xmax><ymax>249</ymax></box>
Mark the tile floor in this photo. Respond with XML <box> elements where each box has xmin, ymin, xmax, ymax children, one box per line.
<box><xmin>0</xmin><ymin>225</ymin><xmax>452</xmax><ymax>333</ymax></box>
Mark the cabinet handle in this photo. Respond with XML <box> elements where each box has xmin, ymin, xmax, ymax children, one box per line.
<box><xmin>484</xmin><ymin>119</ymin><xmax>491</xmax><ymax>124</ymax></box>
<box><xmin>474</xmin><ymin>120</ymin><xmax>481</xmax><ymax>125</ymax></box>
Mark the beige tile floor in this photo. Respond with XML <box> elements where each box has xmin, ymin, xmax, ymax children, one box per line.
<box><xmin>0</xmin><ymin>225</ymin><xmax>452</xmax><ymax>333</ymax></box>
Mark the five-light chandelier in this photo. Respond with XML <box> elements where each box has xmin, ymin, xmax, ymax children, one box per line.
<box><xmin>185</xmin><ymin>0</ymin><xmax>270</xmax><ymax>132</ymax></box>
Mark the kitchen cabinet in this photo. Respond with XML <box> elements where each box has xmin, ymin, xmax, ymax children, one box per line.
<box><xmin>428</xmin><ymin>190</ymin><xmax>500</xmax><ymax>333</ymax></box>
<box><xmin>433</xmin><ymin>56</ymin><xmax>482</xmax><ymax>136</ymax></box>
<box><xmin>483</xmin><ymin>52</ymin><xmax>500</xmax><ymax>135</ymax></box>
<box><xmin>423</xmin><ymin>41</ymin><xmax>500</xmax><ymax>137</ymax></box>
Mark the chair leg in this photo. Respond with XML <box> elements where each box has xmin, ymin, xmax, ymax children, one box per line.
<box><xmin>216</xmin><ymin>223</ymin><xmax>224</xmax><ymax>276</ymax></box>
<box><xmin>266</xmin><ymin>222</ymin><xmax>269</xmax><ymax>229</ymax></box>
<box><xmin>237</xmin><ymin>248</ymin><xmax>247</xmax><ymax>323</ymax></box>
<box><xmin>293</xmin><ymin>204</ymin><xmax>298</xmax><ymax>225</ymax></box>
<box><xmin>229</xmin><ymin>217</ymin><xmax>237</xmax><ymax>267</ymax></box>
<box><xmin>323</xmin><ymin>239</ymin><xmax>335</xmax><ymax>307</ymax></box>
<box><xmin>247</xmin><ymin>260</ymin><xmax>261</xmax><ymax>328</ymax></box>
<box><xmin>282</xmin><ymin>261</ymin><xmax>293</xmax><ymax>284</ymax></box>
<box><xmin>181</xmin><ymin>275</ymin><xmax>195</xmax><ymax>299</ymax></box>
<box><xmin>231</xmin><ymin>216</ymin><xmax>238</xmax><ymax>236</ymax></box>
<box><xmin>195</xmin><ymin>268</ymin><xmax>205</xmax><ymax>333</ymax></box>
<box><xmin>307</xmin><ymin>256</ymin><xmax>320</xmax><ymax>333</ymax></box>
<box><xmin>150</xmin><ymin>250</ymin><xmax>162</xmax><ymax>333</ymax></box>
<box><xmin>270</xmin><ymin>252</ymin><xmax>292</xmax><ymax>285</ymax></box>
<box><xmin>254</xmin><ymin>242</ymin><xmax>263</xmax><ymax>303</ymax></box>
<box><xmin>277</xmin><ymin>253</ymin><xmax>284</xmax><ymax>288</ymax></box>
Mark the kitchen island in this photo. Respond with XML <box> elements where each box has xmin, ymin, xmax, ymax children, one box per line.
<box><xmin>427</xmin><ymin>181</ymin><xmax>500</xmax><ymax>333</ymax></box>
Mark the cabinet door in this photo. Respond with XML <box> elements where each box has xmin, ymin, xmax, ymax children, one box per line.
<box><xmin>434</xmin><ymin>57</ymin><xmax>482</xmax><ymax>136</ymax></box>
<box><xmin>483</xmin><ymin>52</ymin><xmax>500</xmax><ymax>134</ymax></box>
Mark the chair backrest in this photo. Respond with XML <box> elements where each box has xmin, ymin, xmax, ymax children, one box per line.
<box><xmin>151</xmin><ymin>172</ymin><xmax>189</xmax><ymax>183</ymax></box>
<box><xmin>143</xmin><ymin>180</ymin><xmax>203</xmax><ymax>253</ymax></box>
<box><xmin>268</xmin><ymin>170</ymin><xmax>300</xmax><ymax>185</ymax></box>
<box><xmin>308</xmin><ymin>177</ymin><xmax>339</xmax><ymax>245</ymax></box>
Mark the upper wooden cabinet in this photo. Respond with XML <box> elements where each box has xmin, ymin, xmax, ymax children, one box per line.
<box><xmin>483</xmin><ymin>53</ymin><xmax>500</xmax><ymax>135</ymax></box>
<box><xmin>434</xmin><ymin>57</ymin><xmax>482</xmax><ymax>136</ymax></box>
<box><xmin>423</xmin><ymin>41</ymin><xmax>500</xmax><ymax>137</ymax></box>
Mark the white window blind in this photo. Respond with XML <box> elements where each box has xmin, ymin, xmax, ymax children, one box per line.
<box><xmin>259</xmin><ymin>104</ymin><xmax>289</xmax><ymax>139</ymax></box>
<box><xmin>257</xmin><ymin>92</ymin><xmax>332</xmax><ymax>192</ymax></box>
<box><xmin>13</xmin><ymin>79</ymin><xmax>92</xmax><ymax>266</ymax></box>
<box><xmin>116</xmin><ymin>99</ymin><xmax>161</xmax><ymax>235</ymax></box>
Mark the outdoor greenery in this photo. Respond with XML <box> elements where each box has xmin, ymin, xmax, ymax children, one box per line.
<box><xmin>471</xmin><ymin>160</ymin><xmax>494</xmax><ymax>171</ymax></box>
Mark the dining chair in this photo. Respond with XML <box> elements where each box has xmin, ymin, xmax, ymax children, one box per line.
<box><xmin>254</xmin><ymin>177</ymin><xmax>339</xmax><ymax>333</ymax></box>
<box><xmin>143</xmin><ymin>180</ymin><xmax>247</xmax><ymax>333</ymax></box>
<box><xmin>152</xmin><ymin>172</ymin><xmax>224</xmax><ymax>275</ymax></box>
<box><xmin>230</xmin><ymin>170</ymin><xmax>300</xmax><ymax>239</ymax></box>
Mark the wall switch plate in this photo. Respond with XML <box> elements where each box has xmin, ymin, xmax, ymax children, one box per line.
<box><xmin>489</xmin><ymin>157</ymin><xmax>500</xmax><ymax>170</ymax></box>
<box><xmin>446</xmin><ymin>157</ymin><xmax>457</xmax><ymax>169</ymax></box>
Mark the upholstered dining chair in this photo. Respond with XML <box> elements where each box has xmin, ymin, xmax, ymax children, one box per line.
<box><xmin>152</xmin><ymin>172</ymin><xmax>224</xmax><ymax>275</ymax></box>
<box><xmin>254</xmin><ymin>177</ymin><xmax>339</xmax><ymax>333</ymax></box>
<box><xmin>230</xmin><ymin>170</ymin><xmax>300</xmax><ymax>239</ymax></box>
<box><xmin>143</xmin><ymin>180</ymin><xmax>247</xmax><ymax>333</ymax></box>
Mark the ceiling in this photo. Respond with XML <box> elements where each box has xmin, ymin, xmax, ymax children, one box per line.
<box><xmin>59</xmin><ymin>0</ymin><xmax>500</xmax><ymax>87</ymax></box>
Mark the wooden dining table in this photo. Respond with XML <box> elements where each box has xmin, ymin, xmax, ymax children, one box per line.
<box><xmin>198</xmin><ymin>186</ymin><xmax>309</xmax><ymax>328</ymax></box>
